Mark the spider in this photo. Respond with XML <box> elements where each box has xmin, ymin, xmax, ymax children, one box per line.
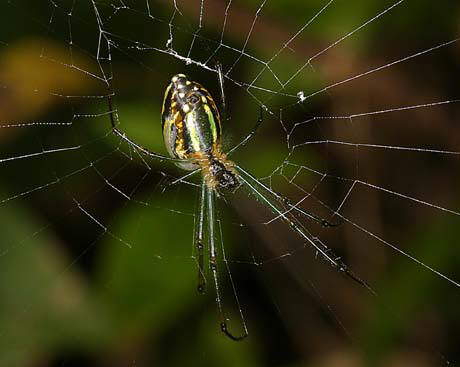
<box><xmin>107</xmin><ymin>63</ymin><xmax>370</xmax><ymax>341</ymax></box>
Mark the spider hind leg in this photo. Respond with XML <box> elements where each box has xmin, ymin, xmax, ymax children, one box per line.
<box><xmin>205</xmin><ymin>184</ymin><xmax>248</xmax><ymax>341</ymax></box>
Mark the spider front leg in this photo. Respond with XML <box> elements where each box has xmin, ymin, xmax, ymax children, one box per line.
<box><xmin>106</xmin><ymin>93</ymin><xmax>171</xmax><ymax>161</ymax></box>
<box><xmin>214</xmin><ymin>62</ymin><xmax>265</xmax><ymax>156</ymax></box>
<box><xmin>279</xmin><ymin>196</ymin><xmax>344</xmax><ymax>228</ymax></box>
<box><xmin>237</xmin><ymin>167</ymin><xmax>374</xmax><ymax>294</ymax></box>
<box><xmin>206</xmin><ymin>185</ymin><xmax>248</xmax><ymax>341</ymax></box>
<box><xmin>228</xmin><ymin>106</ymin><xmax>265</xmax><ymax>155</ymax></box>
<box><xmin>216</xmin><ymin>62</ymin><xmax>227</xmax><ymax>123</ymax></box>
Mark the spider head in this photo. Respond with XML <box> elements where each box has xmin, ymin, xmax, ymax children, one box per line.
<box><xmin>209</xmin><ymin>157</ymin><xmax>239</xmax><ymax>192</ymax></box>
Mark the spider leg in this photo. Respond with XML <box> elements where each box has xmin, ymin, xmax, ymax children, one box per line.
<box><xmin>279</xmin><ymin>193</ymin><xmax>343</xmax><ymax>228</ymax></box>
<box><xmin>161</xmin><ymin>169</ymin><xmax>200</xmax><ymax>193</ymax></box>
<box><xmin>239</xmin><ymin>165</ymin><xmax>342</xmax><ymax>228</ymax></box>
<box><xmin>236</xmin><ymin>165</ymin><xmax>375</xmax><ymax>296</ymax></box>
<box><xmin>216</xmin><ymin>61</ymin><xmax>227</xmax><ymax>123</ymax></box>
<box><xmin>196</xmin><ymin>181</ymin><xmax>206</xmax><ymax>293</ymax></box>
<box><xmin>227</xmin><ymin>106</ymin><xmax>265</xmax><ymax>155</ymax></box>
<box><xmin>107</xmin><ymin>92</ymin><xmax>173</xmax><ymax>161</ymax></box>
<box><xmin>206</xmin><ymin>185</ymin><xmax>248</xmax><ymax>341</ymax></box>
<box><xmin>214</xmin><ymin>61</ymin><xmax>265</xmax><ymax>156</ymax></box>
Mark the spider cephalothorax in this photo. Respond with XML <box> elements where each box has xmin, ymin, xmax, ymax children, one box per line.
<box><xmin>198</xmin><ymin>151</ymin><xmax>239</xmax><ymax>191</ymax></box>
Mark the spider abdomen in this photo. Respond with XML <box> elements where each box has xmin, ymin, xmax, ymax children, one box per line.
<box><xmin>162</xmin><ymin>73</ymin><xmax>222</xmax><ymax>171</ymax></box>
